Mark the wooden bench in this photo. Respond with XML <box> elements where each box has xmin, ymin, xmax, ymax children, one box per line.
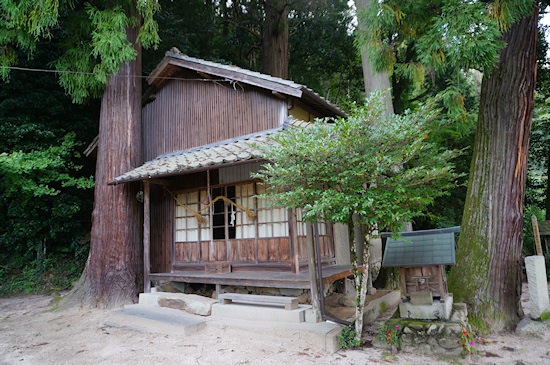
<box><xmin>218</xmin><ymin>293</ymin><xmax>299</xmax><ymax>310</ymax></box>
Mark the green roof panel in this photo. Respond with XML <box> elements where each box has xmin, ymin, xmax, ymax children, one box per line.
<box><xmin>381</xmin><ymin>227</ymin><xmax>459</xmax><ymax>267</ymax></box>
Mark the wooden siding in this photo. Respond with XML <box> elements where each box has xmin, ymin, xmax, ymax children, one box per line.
<box><xmin>150</xmin><ymin>184</ymin><xmax>173</xmax><ymax>273</ymax></box>
<box><xmin>142</xmin><ymin>80</ymin><xmax>287</xmax><ymax>161</ymax></box>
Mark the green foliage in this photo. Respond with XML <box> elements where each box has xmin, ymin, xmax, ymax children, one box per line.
<box><xmin>0</xmin><ymin>252</ymin><xmax>88</xmax><ymax>297</ymax></box>
<box><xmin>254</xmin><ymin>92</ymin><xmax>461</xmax><ymax>233</ymax></box>
<box><xmin>377</xmin><ymin>322</ymin><xmax>401</xmax><ymax>348</ymax></box>
<box><xmin>540</xmin><ymin>311</ymin><xmax>550</xmax><ymax>322</ymax></box>
<box><xmin>1</xmin><ymin>0</ymin><xmax>160</xmax><ymax>103</ymax></box>
<box><xmin>339</xmin><ymin>325</ymin><xmax>364</xmax><ymax>348</ymax></box>
<box><xmin>0</xmin><ymin>39</ymin><xmax>97</xmax><ymax>296</ymax></box>
<box><xmin>357</xmin><ymin>0</ymin><xmax>535</xmax><ymax>117</ymax></box>
<box><xmin>0</xmin><ymin>133</ymin><xmax>93</xmax><ymax>197</ymax></box>
<box><xmin>457</xmin><ymin>326</ymin><xmax>477</xmax><ymax>356</ymax></box>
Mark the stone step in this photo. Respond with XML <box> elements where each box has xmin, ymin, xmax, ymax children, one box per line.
<box><xmin>106</xmin><ymin>304</ymin><xmax>206</xmax><ymax>336</ymax></box>
<box><xmin>139</xmin><ymin>292</ymin><xmax>217</xmax><ymax>316</ymax></box>
<box><xmin>211</xmin><ymin>302</ymin><xmax>310</xmax><ymax>323</ymax></box>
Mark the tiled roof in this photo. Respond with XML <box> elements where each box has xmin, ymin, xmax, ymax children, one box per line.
<box><xmin>108</xmin><ymin>118</ymin><xmax>310</xmax><ymax>185</ymax></box>
<box><xmin>381</xmin><ymin>227</ymin><xmax>460</xmax><ymax>267</ymax></box>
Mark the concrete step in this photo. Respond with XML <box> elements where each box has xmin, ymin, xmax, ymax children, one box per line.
<box><xmin>211</xmin><ymin>302</ymin><xmax>310</xmax><ymax>323</ymax></box>
<box><xmin>209</xmin><ymin>315</ymin><xmax>342</xmax><ymax>353</ymax></box>
<box><xmin>106</xmin><ymin>304</ymin><xmax>206</xmax><ymax>336</ymax></box>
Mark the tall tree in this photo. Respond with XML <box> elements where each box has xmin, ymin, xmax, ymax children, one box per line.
<box><xmin>447</xmin><ymin>5</ymin><xmax>539</xmax><ymax>331</ymax></box>
<box><xmin>355</xmin><ymin>0</ymin><xmax>393</xmax><ymax>112</ymax></box>
<box><xmin>0</xmin><ymin>0</ymin><xmax>160</xmax><ymax>307</ymax></box>
<box><xmin>360</xmin><ymin>0</ymin><xmax>540</xmax><ymax>331</ymax></box>
<box><xmin>261</xmin><ymin>0</ymin><xmax>290</xmax><ymax>78</ymax></box>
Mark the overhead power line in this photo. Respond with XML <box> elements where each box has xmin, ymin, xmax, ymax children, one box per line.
<box><xmin>0</xmin><ymin>65</ymin><xmax>226</xmax><ymax>82</ymax></box>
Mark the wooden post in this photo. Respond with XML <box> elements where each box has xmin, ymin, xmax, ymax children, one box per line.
<box><xmin>289</xmin><ymin>208</ymin><xmax>300</xmax><ymax>273</ymax></box>
<box><xmin>306</xmin><ymin>221</ymin><xmax>321</xmax><ymax>319</ymax></box>
<box><xmin>352</xmin><ymin>214</ymin><xmax>365</xmax><ymax>264</ymax></box>
<box><xmin>531</xmin><ymin>215</ymin><xmax>544</xmax><ymax>256</ymax></box>
<box><xmin>143</xmin><ymin>181</ymin><xmax>151</xmax><ymax>293</ymax></box>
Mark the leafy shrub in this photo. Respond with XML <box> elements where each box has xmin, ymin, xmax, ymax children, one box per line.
<box><xmin>339</xmin><ymin>325</ymin><xmax>364</xmax><ymax>349</ymax></box>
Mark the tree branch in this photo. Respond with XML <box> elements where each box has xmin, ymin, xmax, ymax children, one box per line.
<box><xmin>222</xmin><ymin>19</ymin><xmax>261</xmax><ymax>41</ymax></box>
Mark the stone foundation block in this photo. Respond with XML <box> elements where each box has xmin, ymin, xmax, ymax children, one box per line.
<box><xmin>399</xmin><ymin>295</ymin><xmax>453</xmax><ymax>320</ymax></box>
<box><xmin>525</xmin><ymin>256</ymin><xmax>550</xmax><ymax>319</ymax></box>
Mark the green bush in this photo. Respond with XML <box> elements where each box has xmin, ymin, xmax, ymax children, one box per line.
<box><xmin>339</xmin><ymin>325</ymin><xmax>364</xmax><ymax>349</ymax></box>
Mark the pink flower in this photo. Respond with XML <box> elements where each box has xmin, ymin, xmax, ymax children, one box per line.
<box><xmin>395</xmin><ymin>326</ymin><xmax>400</xmax><ymax>330</ymax></box>
<box><xmin>469</xmin><ymin>341</ymin><xmax>475</xmax><ymax>347</ymax></box>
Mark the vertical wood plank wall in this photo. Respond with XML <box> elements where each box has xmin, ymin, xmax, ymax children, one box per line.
<box><xmin>150</xmin><ymin>184</ymin><xmax>173</xmax><ymax>273</ymax></box>
<box><xmin>142</xmin><ymin>80</ymin><xmax>286</xmax><ymax>161</ymax></box>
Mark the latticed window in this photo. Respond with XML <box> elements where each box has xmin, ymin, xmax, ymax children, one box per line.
<box><xmin>175</xmin><ymin>181</ymin><xmax>291</xmax><ymax>242</ymax></box>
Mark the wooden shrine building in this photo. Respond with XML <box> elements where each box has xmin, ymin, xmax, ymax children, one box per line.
<box><xmin>381</xmin><ymin>227</ymin><xmax>460</xmax><ymax>302</ymax></box>
<box><xmin>109</xmin><ymin>48</ymin><xmax>353</xmax><ymax>291</ymax></box>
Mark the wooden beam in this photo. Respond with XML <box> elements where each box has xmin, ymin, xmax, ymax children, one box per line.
<box><xmin>288</xmin><ymin>208</ymin><xmax>300</xmax><ymax>274</ymax></box>
<box><xmin>532</xmin><ymin>214</ymin><xmax>544</xmax><ymax>256</ymax></box>
<box><xmin>306</xmin><ymin>221</ymin><xmax>321</xmax><ymax>319</ymax></box>
<box><xmin>148</xmin><ymin>178</ymin><xmax>173</xmax><ymax>186</ymax></box>
<box><xmin>167</xmin><ymin>58</ymin><xmax>303</xmax><ymax>98</ymax></box>
<box><xmin>197</xmin><ymin>71</ymin><xmax>213</xmax><ymax>79</ymax></box>
<box><xmin>143</xmin><ymin>181</ymin><xmax>151</xmax><ymax>293</ymax></box>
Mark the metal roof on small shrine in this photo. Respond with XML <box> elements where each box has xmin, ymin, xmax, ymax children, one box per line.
<box><xmin>108</xmin><ymin>117</ymin><xmax>310</xmax><ymax>185</ymax></box>
<box><xmin>381</xmin><ymin>226</ymin><xmax>460</xmax><ymax>267</ymax></box>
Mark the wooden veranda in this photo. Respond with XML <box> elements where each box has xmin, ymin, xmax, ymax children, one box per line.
<box><xmin>150</xmin><ymin>264</ymin><xmax>356</xmax><ymax>290</ymax></box>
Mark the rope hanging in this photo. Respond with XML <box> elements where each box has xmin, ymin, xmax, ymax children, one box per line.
<box><xmin>163</xmin><ymin>187</ymin><xmax>257</xmax><ymax>225</ymax></box>
<box><xmin>164</xmin><ymin>187</ymin><xmax>207</xmax><ymax>225</ymax></box>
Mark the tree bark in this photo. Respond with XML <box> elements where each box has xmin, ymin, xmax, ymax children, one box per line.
<box><xmin>448</xmin><ymin>6</ymin><xmax>538</xmax><ymax>332</ymax></box>
<box><xmin>70</xmin><ymin>17</ymin><xmax>143</xmax><ymax>308</ymax></box>
<box><xmin>355</xmin><ymin>0</ymin><xmax>394</xmax><ymax>113</ymax></box>
<box><xmin>261</xmin><ymin>0</ymin><xmax>289</xmax><ymax>79</ymax></box>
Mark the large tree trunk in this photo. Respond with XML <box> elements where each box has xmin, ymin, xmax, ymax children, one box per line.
<box><xmin>355</xmin><ymin>0</ymin><xmax>394</xmax><ymax>113</ymax></box>
<box><xmin>69</xmin><ymin>18</ymin><xmax>143</xmax><ymax>308</ymax></box>
<box><xmin>448</xmin><ymin>6</ymin><xmax>538</xmax><ymax>332</ymax></box>
<box><xmin>261</xmin><ymin>0</ymin><xmax>289</xmax><ymax>79</ymax></box>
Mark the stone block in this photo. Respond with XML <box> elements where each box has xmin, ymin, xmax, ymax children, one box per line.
<box><xmin>427</xmin><ymin>324</ymin><xmax>438</xmax><ymax>335</ymax></box>
<box><xmin>171</xmin><ymin>281</ymin><xmax>186</xmax><ymax>293</ymax></box>
<box><xmin>516</xmin><ymin>317</ymin><xmax>548</xmax><ymax>337</ymax></box>
<box><xmin>211</xmin><ymin>302</ymin><xmax>309</xmax><ymax>323</ymax></box>
<box><xmin>399</xmin><ymin>295</ymin><xmax>453</xmax><ymax>320</ymax></box>
<box><xmin>157</xmin><ymin>293</ymin><xmax>218</xmax><ymax>316</ymax></box>
<box><xmin>525</xmin><ymin>256</ymin><xmax>550</xmax><ymax>319</ymax></box>
<box><xmin>438</xmin><ymin>336</ymin><xmax>460</xmax><ymax>349</ymax></box>
<box><xmin>304</xmin><ymin>308</ymin><xmax>321</xmax><ymax>323</ymax></box>
<box><xmin>410</xmin><ymin>291</ymin><xmax>434</xmax><ymax>306</ymax></box>
<box><xmin>279</xmin><ymin>288</ymin><xmax>303</xmax><ymax>297</ymax></box>
<box><xmin>449</xmin><ymin>303</ymin><xmax>468</xmax><ymax>324</ymax></box>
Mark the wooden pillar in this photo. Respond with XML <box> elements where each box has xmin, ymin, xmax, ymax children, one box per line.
<box><xmin>306</xmin><ymin>221</ymin><xmax>321</xmax><ymax>319</ymax></box>
<box><xmin>289</xmin><ymin>208</ymin><xmax>300</xmax><ymax>273</ymax></box>
<box><xmin>143</xmin><ymin>181</ymin><xmax>151</xmax><ymax>293</ymax></box>
<box><xmin>352</xmin><ymin>213</ymin><xmax>365</xmax><ymax>264</ymax></box>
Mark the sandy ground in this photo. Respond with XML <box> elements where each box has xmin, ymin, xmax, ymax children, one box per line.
<box><xmin>1</xmin><ymin>285</ymin><xmax>549</xmax><ymax>365</ymax></box>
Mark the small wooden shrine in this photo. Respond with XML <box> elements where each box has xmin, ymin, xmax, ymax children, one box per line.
<box><xmin>381</xmin><ymin>227</ymin><xmax>460</xmax><ymax>304</ymax></box>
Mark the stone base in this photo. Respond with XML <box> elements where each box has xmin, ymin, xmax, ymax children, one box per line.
<box><xmin>399</xmin><ymin>295</ymin><xmax>453</xmax><ymax>320</ymax></box>
<box><xmin>211</xmin><ymin>302</ymin><xmax>310</xmax><ymax>323</ymax></box>
<box><xmin>374</xmin><ymin>303</ymin><xmax>469</xmax><ymax>357</ymax></box>
<box><xmin>204</xmin><ymin>261</ymin><xmax>231</xmax><ymax>274</ymax></box>
<box><xmin>525</xmin><ymin>256</ymin><xmax>550</xmax><ymax>319</ymax></box>
<box><xmin>139</xmin><ymin>292</ymin><xmax>218</xmax><ymax>316</ymax></box>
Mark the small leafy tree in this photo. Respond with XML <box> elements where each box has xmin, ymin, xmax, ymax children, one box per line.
<box><xmin>254</xmin><ymin>92</ymin><xmax>460</xmax><ymax>341</ymax></box>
